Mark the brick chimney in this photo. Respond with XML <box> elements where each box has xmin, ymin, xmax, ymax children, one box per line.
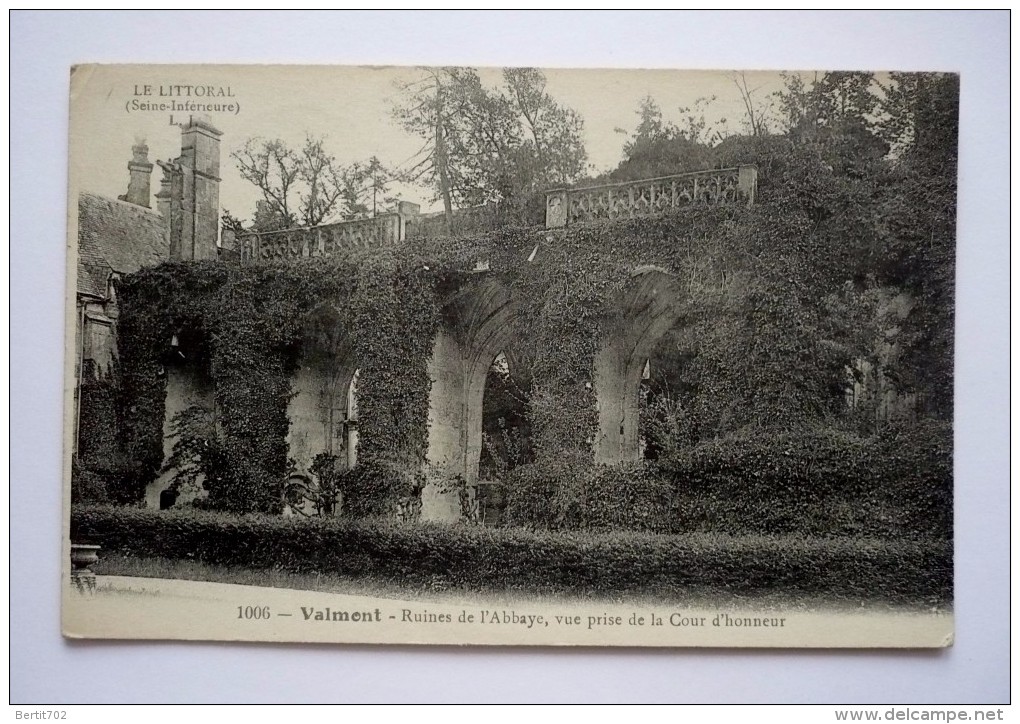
<box><xmin>118</xmin><ymin>140</ymin><xmax>153</xmax><ymax>207</ymax></box>
<box><xmin>166</xmin><ymin>116</ymin><xmax>222</xmax><ymax>261</ymax></box>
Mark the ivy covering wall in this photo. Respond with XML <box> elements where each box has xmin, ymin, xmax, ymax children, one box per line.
<box><xmin>115</xmin><ymin>250</ymin><xmax>443</xmax><ymax>513</ymax></box>
<box><xmin>104</xmin><ymin>190</ymin><xmax>940</xmax><ymax>517</ymax></box>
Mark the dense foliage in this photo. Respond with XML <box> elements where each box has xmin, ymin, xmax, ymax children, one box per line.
<box><xmin>609</xmin><ymin>72</ymin><xmax>958</xmax><ymax>442</ymax></box>
<box><xmin>504</xmin><ymin>420</ymin><xmax>951</xmax><ymax>540</ymax></box>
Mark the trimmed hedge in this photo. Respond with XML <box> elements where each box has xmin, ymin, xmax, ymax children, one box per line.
<box><xmin>71</xmin><ymin>504</ymin><xmax>952</xmax><ymax>605</ymax></box>
<box><xmin>503</xmin><ymin>461</ymin><xmax>673</xmax><ymax>534</ymax></box>
<box><xmin>504</xmin><ymin>421</ymin><xmax>952</xmax><ymax>540</ymax></box>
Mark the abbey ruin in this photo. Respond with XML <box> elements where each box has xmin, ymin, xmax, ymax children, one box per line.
<box><xmin>77</xmin><ymin>116</ymin><xmax>759</xmax><ymax>521</ymax></box>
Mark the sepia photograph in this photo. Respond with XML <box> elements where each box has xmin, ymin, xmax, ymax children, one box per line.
<box><xmin>62</xmin><ymin>63</ymin><xmax>958</xmax><ymax>648</ymax></box>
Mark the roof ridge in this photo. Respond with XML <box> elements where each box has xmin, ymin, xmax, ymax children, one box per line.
<box><xmin>78</xmin><ymin>190</ymin><xmax>163</xmax><ymax>220</ymax></box>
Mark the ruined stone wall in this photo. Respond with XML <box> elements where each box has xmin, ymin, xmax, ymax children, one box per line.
<box><xmin>286</xmin><ymin>362</ymin><xmax>358</xmax><ymax>475</ymax></box>
<box><xmin>145</xmin><ymin>364</ymin><xmax>215</xmax><ymax>509</ymax></box>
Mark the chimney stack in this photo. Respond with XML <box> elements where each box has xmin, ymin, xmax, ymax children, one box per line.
<box><xmin>166</xmin><ymin>116</ymin><xmax>222</xmax><ymax>261</ymax></box>
<box><xmin>118</xmin><ymin>140</ymin><xmax>153</xmax><ymax>207</ymax></box>
<box><xmin>154</xmin><ymin>162</ymin><xmax>173</xmax><ymax>218</ymax></box>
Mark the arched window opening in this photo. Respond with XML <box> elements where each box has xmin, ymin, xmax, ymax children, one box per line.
<box><xmin>477</xmin><ymin>351</ymin><xmax>532</xmax><ymax>525</ymax></box>
<box><xmin>639</xmin><ymin>331</ymin><xmax>698</xmax><ymax>461</ymax></box>
<box><xmin>147</xmin><ymin>322</ymin><xmax>215</xmax><ymax>510</ymax></box>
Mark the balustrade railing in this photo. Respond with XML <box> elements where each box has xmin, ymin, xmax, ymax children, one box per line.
<box><xmin>236</xmin><ymin>166</ymin><xmax>758</xmax><ymax>259</ymax></box>
<box><xmin>238</xmin><ymin>213</ymin><xmax>403</xmax><ymax>261</ymax></box>
<box><xmin>545</xmin><ymin>165</ymin><xmax>757</xmax><ymax>228</ymax></box>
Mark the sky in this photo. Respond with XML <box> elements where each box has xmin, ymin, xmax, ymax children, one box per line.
<box><xmin>69</xmin><ymin>65</ymin><xmax>799</xmax><ymax>222</ymax></box>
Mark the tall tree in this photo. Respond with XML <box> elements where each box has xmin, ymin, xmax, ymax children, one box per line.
<box><xmin>879</xmin><ymin>72</ymin><xmax>959</xmax><ymax>172</ymax></box>
<box><xmin>502</xmin><ymin>67</ymin><xmax>588</xmax><ymax>193</ymax></box>
<box><xmin>778</xmin><ymin>71</ymin><xmax>888</xmax><ymax>178</ymax></box>
<box><xmin>871</xmin><ymin>72</ymin><xmax>959</xmax><ymax>419</ymax></box>
<box><xmin>732</xmin><ymin>71</ymin><xmax>776</xmax><ymax>137</ymax></box>
<box><xmin>393</xmin><ymin>67</ymin><xmax>587</xmax><ymax>222</ymax></box>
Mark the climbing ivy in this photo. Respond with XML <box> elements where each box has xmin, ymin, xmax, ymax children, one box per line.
<box><xmin>114</xmin><ymin>249</ymin><xmax>448</xmax><ymax>513</ymax></box>
<box><xmin>110</xmin><ymin>198</ymin><xmax>892</xmax><ymax>514</ymax></box>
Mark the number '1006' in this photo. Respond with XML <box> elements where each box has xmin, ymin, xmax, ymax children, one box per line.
<box><xmin>237</xmin><ymin>606</ymin><xmax>270</xmax><ymax>619</ymax></box>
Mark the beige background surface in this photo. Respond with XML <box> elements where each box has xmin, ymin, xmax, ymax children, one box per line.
<box><xmin>63</xmin><ymin>62</ymin><xmax>955</xmax><ymax>651</ymax></box>
<box><xmin>13</xmin><ymin>10</ymin><xmax>1008</xmax><ymax>703</ymax></box>
<box><xmin>64</xmin><ymin>576</ymin><xmax>954</xmax><ymax>648</ymax></box>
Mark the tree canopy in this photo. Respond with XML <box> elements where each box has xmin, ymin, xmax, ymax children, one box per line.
<box><xmin>392</xmin><ymin>67</ymin><xmax>588</xmax><ymax>222</ymax></box>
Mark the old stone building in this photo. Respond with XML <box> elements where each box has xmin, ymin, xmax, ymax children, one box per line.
<box><xmin>73</xmin><ymin>117</ymin><xmax>223</xmax><ymax>474</ymax></box>
<box><xmin>232</xmin><ymin>168</ymin><xmax>758</xmax><ymax>521</ymax></box>
<box><xmin>76</xmin><ymin>119</ymin><xmax>765</xmax><ymax>521</ymax></box>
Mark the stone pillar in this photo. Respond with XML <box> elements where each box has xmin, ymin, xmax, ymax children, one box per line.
<box><xmin>738</xmin><ymin>165</ymin><xmax>758</xmax><ymax>205</ymax></box>
<box><xmin>396</xmin><ymin>201</ymin><xmax>420</xmax><ymax>241</ymax></box>
<box><xmin>397</xmin><ymin>200</ymin><xmax>420</xmax><ymax>217</ymax></box>
<box><xmin>593</xmin><ymin>345</ymin><xmax>645</xmax><ymax>464</ymax></box>
<box><xmin>462</xmin><ymin>352</ymin><xmax>493</xmax><ymax>486</ymax></box>
<box><xmin>346</xmin><ymin>371</ymin><xmax>359</xmax><ymax>469</ymax></box>
<box><xmin>119</xmin><ymin>140</ymin><xmax>153</xmax><ymax>207</ymax></box>
<box><xmin>422</xmin><ymin>330</ymin><xmax>467</xmax><ymax>522</ymax></box>
<box><xmin>545</xmin><ymin>190</ymin><xmax>568</xmax><ymax>228</ymax></box>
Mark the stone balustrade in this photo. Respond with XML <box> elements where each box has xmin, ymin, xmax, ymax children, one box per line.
<box><xmin>238</xmin><ymin>213</ymin><xmax>404</xmax><ymax>261</ymax></box>
<box><xmin>236</xmin><ymin>166</ymin><xmax>759</xmax><ymax>259</ymax></box>
<box><xmin>545</xmin><ymin>165</ymin><xmax>757</xmax><ymax>228</ymax></box>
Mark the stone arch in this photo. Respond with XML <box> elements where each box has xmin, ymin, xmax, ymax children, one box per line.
<box><xmin>287</xmin><ymin>303</ymin><xmax>360</xmax><ymax>477</ymax></box>
<box><xmin>147</xmin><ymin>321</ymin><xmax>215</xmax><ymax>509</ymax></box>
<box><xmin>459</xmin><ymin>277</ymin><xmax>519</xmax><ymax>486</ymax></box>
<box><xmin>423</xmin><ymin>274</ymin><xmax>519</xmax><ymax>521</ymax></box>
<box><xmin>594</xmin><ymin>266</ymin><xmax>686</xmax><ymax>464</ymax></box>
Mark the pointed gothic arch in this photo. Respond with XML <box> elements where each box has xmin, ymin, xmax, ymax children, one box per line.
<box><xmin>594</xmin><ymin>266</ymin><xmax>687</xmax><ymax>464</ymax></box>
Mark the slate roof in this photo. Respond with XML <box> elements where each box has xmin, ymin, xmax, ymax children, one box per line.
<box><xmin>77</xmin><ymin>192</ymin><xmax>168</xmax><ymax>299</ymax></box>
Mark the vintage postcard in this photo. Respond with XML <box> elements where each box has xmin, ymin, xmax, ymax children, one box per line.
<box><xmin>63</xmin><ymin>64</ymin><xmax>956</xmax><ymax>647</ymax></box>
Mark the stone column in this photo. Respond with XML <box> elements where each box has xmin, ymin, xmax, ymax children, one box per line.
<box><xmin>593</xmin><ymin>345</ymin><xmax>646</xmax><ymax>464</ymax></box>
<box><xmin>422</xmin><ymin>330</ymin><xmax>468</xmax><ymax>522</ymax></box>
<box><xmin>462</xmin><ymin>351</ymin><xmax>494</xmax><ymax>486</ymax></box>
<box><xmin>738</xmin><ymin>165</ymin><xmax>758</xmax><ymax>205</ymax></box>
